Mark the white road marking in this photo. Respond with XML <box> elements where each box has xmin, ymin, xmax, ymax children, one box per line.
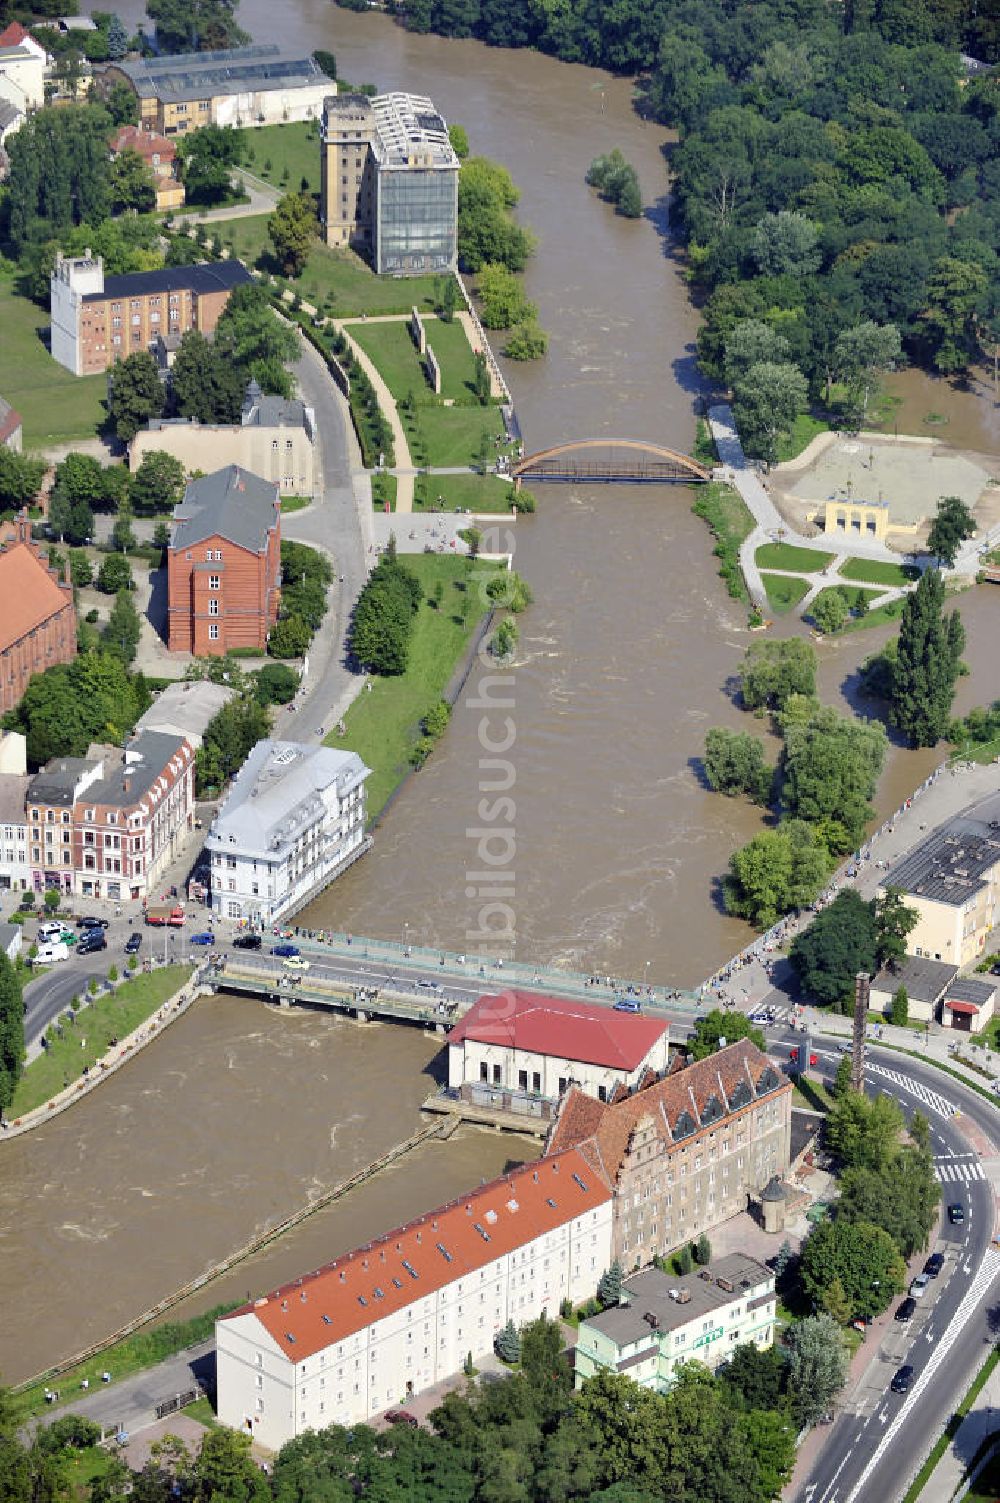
<box><xmin>867</xmin><ymin>1062</ymin><xmax>958</xmax><ymax>1119</ymax></box>
<box><xmin>843</xmin><ymin>1248</ymin><xmax>1000</xmax><ymax>1503</ymax></box>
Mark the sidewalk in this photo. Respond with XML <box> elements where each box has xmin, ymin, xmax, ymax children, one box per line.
<box><xmin>914</xmin><ymin>1366</ymin><xmax>1000</xmax><ymax>1502</ymax></box>
<box><xmin>335</xmin><ymin>322</ymin><xmax>415</xmax><ymax>513</ymax></box>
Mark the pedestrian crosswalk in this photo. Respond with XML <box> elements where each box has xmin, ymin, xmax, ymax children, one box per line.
<box><xmin>934</xmin><ymin>1157</ymin><xmax>986</xmax><ymax>1183</ymax></box>
<box><xmin>866</xmin><ymin>1062</ymin><xmax>958</xmax><ymax>1119</ymax></box>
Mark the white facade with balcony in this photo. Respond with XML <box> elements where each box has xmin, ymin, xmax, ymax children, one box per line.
<box><xmin>207</xmin><ymin>740</ymin><xmax>370</xmax><ymax>925</ymax></box>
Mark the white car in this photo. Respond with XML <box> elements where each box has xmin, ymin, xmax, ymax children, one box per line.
<box><xmin>910</xmin><ymin>1273</ymin><xmax>930</xmax><ymax>1299</ymax></box>
<box><xmin>282</xmin><ymin>956</ymin><xmax>310</xmax><ymax>972</ymax></box>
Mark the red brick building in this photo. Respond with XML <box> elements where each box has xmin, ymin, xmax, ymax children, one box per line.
<box><xmin>0</xmin><ymin>515</ymin><xmax>76</xmax><ymax>714</ymax></box>
<box><xmin>167</xmin><ymin>465</ymin><xmax>281</xmax><ymax>655</ymax></box>
<box><xmin>50</xmin><ymin>254</ymin><xmax>253</xmax><ymax>377</ymax></box>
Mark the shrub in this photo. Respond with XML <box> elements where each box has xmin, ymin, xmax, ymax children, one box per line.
<box><xmin>491</xmin><ymin>619</ymin><xmax>518</xmax><ymax>659</ymax></box>
<box><xmin>494</xmin><ymin>1319</ymin><xmax>520</xmax><ymax>1363</ymax></box>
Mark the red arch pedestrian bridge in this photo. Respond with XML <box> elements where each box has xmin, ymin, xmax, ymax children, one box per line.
<box><xmin>511</xmin><ymin>439</ymin><xmax>712</xmax><ymax>487</ymax></box>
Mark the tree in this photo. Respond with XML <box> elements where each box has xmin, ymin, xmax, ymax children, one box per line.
<box><xmin>192</xmin><ymin>1427</ymin><xmax>268</xmax><ymax>1502</ymax></box>
<box><xmin>889</xmin><ymin>984</ymin><xmax>908</xmax><ymax>1025</ymax></box>
<box><xmin>873</xmin><ymin>887</ymin><xmax>918</xmax><ymax>971</ymax></box>
<box><xmin>826</xmin><ymin>1089</ymin><xmax>906</xmax><ymax>1173</ymax></box>
<box><xmin>926</xmin><ymin>494</ymin><xmax>975</xmax><ymax>566</ymax></box>
<box><xmin>811</xmin><ymin>590</ymin><xmax>848</xmax><ymax>635</ymax></box>
<box><xmin>52</xmin><ymin>453</ymin><xmax>106</xmax><ymax>512</ymax></box>
<box><xmin>676</xmin><ymin>1243</ymin><xmax>693</xmax><ymax>1275</ymax></box>
<box><xmin>834</xmin><ymin>321</ymin><xmax>901</xmax><ymax>427</ymax></box>
<box><xmin>4</xmin><ymin>652</ymin><xmax>150</xmax><ymax>765</ymax></box>
<box><xmin>97</xmin><ymin>554</ymin><xmax>134</xmax><ymax>594</ymax></box>
<box><xmin>494</xmin><ymin>1318</ymin><xmax>521</xmax><ymax>1363</ymax></box>
<box><xmin>820</xmin><ymin>1275</ymin><xmax>853</xmax><ymax>1326</ymax></box>
<box><xmin>780</xmin><ymin>704</ymin><xmax>887</xmax><ymax>850</ymax></box>
<box><xmin>703</xmin><ymin>728</ymin><xmax>772</xmax><ymax>803</ymax></box>
<box><xmin>104</xmin><ymin>589</ymin><xmax>142</xmax><ymax>665</ymax></box>
<box><xmin>801</xmin><ymin>1218</ymin><xmax>906</xmax><ymax>1321</ymax></box>
<box><xmin>688</xmin><ymin>1008</ymin><xmax>766</xmax><ymax>1061</ymax></box>
<box><xmin>922</xmin><ymin>255</ymin><xmax>988</xmax><ymax>372</ymax></box>
<box><xmin>130</xmin><ymin>451</ymin><xmax>186</xmax><ymax>516</ymax></box>
<box><xmin>731</xmin><ymin>360</ymin><xmax>809</xmax><ymax>465</ymax></box>
<box><xmin>171</xmin><ymin>330</ymin><xmax>244</xmax><ymax>424</ymax></box>
<box><xmin>504</xmin><ymin>320</ymin><xmax>549</xmax><ymax>361</ymax></box>
<box><xmin>889</xmin><ymin>568</ymin><xmax>965</xmax><ymax>746</ymax></box>
<box><xmin>0</xmin><ymin>450</ymin><xmax>45</xmax><ymax>511</ymax></box>
<box><xmin>722</xmin><ymin>1342</ymin><xmax>787</xmax><ymax>1411</ymax></box>
<box><xmin>106</xmin><ymin>14</ymin><xmax>130</xmax><ymax>59</ymax></box>
<box><xmin>109</xmin><ymin>350</ymin><xmax>165</xmax><ymax>442</ymax></box>
<box><xmin>724</xmin><ymin>319</ymin><xmax>791</xmax><ymax>387</ymax></box>
<box><xmin>112</xmin><ymin>503</ymin><xmax>136</xmax><ymax>553</ymax></box>
<box><xmin>254</xmin><ymin>662</ymin><xmax>298</xmax><ymax>707</ymax></box>
<box><xmin>832</xmin><ymin>1054</ymin><xmax>854</xmax><ymax>1099</ymax></box>
<box><xmin>69</xmin><ymin>550</ymin><xmax>93</xmax><ymax>589</ymax></box>
<box><xmin>838</xmin><ymin>1145</ymin><xmax>939</xmax><ymax>1258</ymax></box>
<box><xmin>448</xmin><ymin>123</ymin><xmax>469</xmax><ymax>158</ymax></box>
<box><xmin>214</xmin><ymin>284</ymin><xmax>299</xmax><ymax>395</ymax></box>
<box><xmin>196</xmin><ymin>694</ymin><xmax>270</xmax><ymax>794</ymax></box>
<box><xmin>786</xmin><ymin>1314</ymin><xmax>849</xmax><ymax>1426</ymax></box>
<box><xmin>750</xmin><ymin>212</ymin><xmax>821</xmax><ymax>277</ymax></box>
<box><xmin>723</xmin><ymin>823</ymin><xmax>830</xmax><ymax>928</ymax></box>
<box><xmin>105</xmin><ymin>78</ymin><xmax>139</xmax><ymax>124</ymax></box>
<box><xmin>477</xmin><ymin>263</ymin><xmax>533</xmax><ymax>330</ymax></box>
<box><xmin>48</xmin><ymin>490</ymin><xmax>93</xmax><ymax>547</ymax></box>
<box><xmin>110</xmin><ymin>146</ymin><xmax>157</xmax><ymax>213</ymax></box>
<box><xmin>789</xmin><ymin>890</ymin><xmax>878</xmax><ymax>1009</ymax></box>
<box><xmin>597</xmin><ymin>1260</ymin><xmax>623</xmax><ymax>1308</ymax></box>
<box><xmin>268</xmin><ymin>190</ymin><xmax>317</xmax><ymax>278</ymax></box>
<box><xmin>147</xmin><ymin>0</ymin><xmax>248</xmax><ymax>55</ymax></box>
<box><xmin>740</xmin><ymin>638</ymin><xmax>816</xmax><ymax>710</ymax></box>
<box><xmin>313</xmin><ymin>48</ymin><xmax>337</xmax><ymax>79</ymax></box>
<box><xmin>178</xmin><ymin>121</ymin><xmax>243</xmax><ymax>204</ymax></box>
<box><xmin>0</xmin><ymin>952</ymin><xmax>24</xmax><ymax>1113</ymax></box>
<box><xmin>694</xmin><ymin>1233</ymin><xmax>712</xmax><ymax>1266</ymax></box>
<box><xmin>5</xmin><ymin>105</ymin><xmax>113</xmax><ymax>253</ymax></box>
<box><xmin>458</xmin><ymin>156</ymin><xmax>535</xmax><ymax>272</ymax></box>
<box><xmin>268</xmin><ymin>614</ymin><xmax>311</xmax><ymax>659</ymax></box>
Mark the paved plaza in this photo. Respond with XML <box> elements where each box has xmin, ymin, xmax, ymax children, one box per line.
<box><xmin>782</xmin><ymin>435</ymin><xmax>996</xmax><ymax>529</ymax></box>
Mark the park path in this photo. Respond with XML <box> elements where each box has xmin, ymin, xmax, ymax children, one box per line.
<box><xmin>334</xmin><ymin>322</ymin><xmax>414</xmax><ymax>514</ymax></box>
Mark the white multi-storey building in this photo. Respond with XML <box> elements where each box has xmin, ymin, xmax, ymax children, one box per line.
<box><xmin>217</xmin><ymin>1149</ymin><xmax>613</xmax><ymax>1451</ymax></box>
<box><xmin>206</xmin><ymin>740</ymin><xmax>370</xmax><ymax>925</ymax></box>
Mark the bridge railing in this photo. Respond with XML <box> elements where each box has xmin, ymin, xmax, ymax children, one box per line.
<box><xmin>266</xmin><ymin>929</ymin><xmax>699</xmax><ymax>1010</ymax></box>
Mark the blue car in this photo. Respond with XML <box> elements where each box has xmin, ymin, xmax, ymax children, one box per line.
<box><xmin>190</xmin><ymin>932</ymin><xmax>216</xmax><ymax>946</ymax></box>
<box><xmin>271</xmin><ymin>942</ymin><xmax>299</xmax><ymax>958</ymax></box>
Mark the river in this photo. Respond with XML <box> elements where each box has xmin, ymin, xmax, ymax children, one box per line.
<box><xmin>0</xmin><ymin>2</ymin><xmax>995</xmax><ymax>1382</ymax></box>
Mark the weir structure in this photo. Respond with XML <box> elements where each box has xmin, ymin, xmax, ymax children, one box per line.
<box><xmin>512</xmin><ymin>439</ymin><xmax>712</xmax><ymax>488</ymax></box>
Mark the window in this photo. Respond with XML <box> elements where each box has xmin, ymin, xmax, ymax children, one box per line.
<box><xmin>214</xmin><ymin>550</ymin><xmax>222</xmax><ymax>561</ymax></box>
<box><xmin>208</xmin><ymin>599</ymin><xmax>219</xmax><ymax>616</ymax></box>
<box><xmin>208</xmin><ymin>624</ymin><xmax>219</xmax><ymax>640</ymax></box>
<box><xmin>208</xmin><ymin>574</ymin><xmax>220</xmax><ymax>590</ymax></box>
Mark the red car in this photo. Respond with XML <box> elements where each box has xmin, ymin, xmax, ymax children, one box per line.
<box><xmin>384</xmin><ymin>1409</ymin><xmax>418</xmax><ymax>1428</ymax></box>
<box><xmin>789</xmin><ymin>1048</ymin><xmax>819</xmax><ymax>1067</ymax></box>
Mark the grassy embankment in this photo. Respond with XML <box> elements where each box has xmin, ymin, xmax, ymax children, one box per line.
<box><xmin>9</xmin><ymin>964</ymin><xmax>194</xmax><ymax>1118</ymax></box>
<box><xmin>333</xmin><ymin>553</ymin><xmax>504</xmax><ymax>817</ymax></box>
<box><xmin>775</xmin><ymin>412</ymin><xmax>829</xmax><ymax>462</ymax></box>
<box><xmin>0</xmin><ymin>278</ymin><xmax>107</xmax><ymax>447</ymax></box>
<box><xmin>692</xmin><ymin>482</ymin><xmax>755</xmax><ymax>603</ymax></box>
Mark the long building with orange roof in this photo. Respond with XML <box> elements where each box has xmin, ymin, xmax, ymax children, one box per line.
<box><xmin>216</xmin><ymin>1148</ymin><xmax>612</xmax><ymax>1449</ymax></box>
<box><xmin>0</xmin><ymin>514</ymin><xmax>76</xmax><ymax>714</ymax></box>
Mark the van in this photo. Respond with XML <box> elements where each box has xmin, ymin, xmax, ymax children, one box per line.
<box><xmin>37</xmin><ymin>922</ymin><xmax>63</xmax><ymax>943</ymax></box>
<box><xmin>77</xmin><ymin>929</ymin><xmax>107</xmax><ymax>955</ymax></box>
<box><xmin>34</xmin><ymin>941</ymin><xmax>69</xmax><ymax>965</ymax></box>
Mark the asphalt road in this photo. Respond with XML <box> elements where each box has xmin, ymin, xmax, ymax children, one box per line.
<box><xmin>783</xmin><ymin>1032</ymin><xmax>1000</xmax><ymax>1503</ymax></box>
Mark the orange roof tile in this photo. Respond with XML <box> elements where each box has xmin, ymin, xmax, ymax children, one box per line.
<box><xmin>545</xmin><ymin>1038</ymin><xmax>789</xmax><ymax>1183</ymax></box>
<box><xmin>0</xmin><ymin>543</ymin><xmax>71</xmax><ymax>650</ymax></box>
<box><xmin>448</xmin><ymin>988</ymin><xmax>668</xmax><ymax>1070</ymax></box>
<box><xmin>221</xmin><ymin>1149</ymin><xmax>610</xmax><ymax>1360</ymax></box>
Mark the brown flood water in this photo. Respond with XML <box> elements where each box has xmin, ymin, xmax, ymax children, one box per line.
<box><xmin>1</xmin><ymin>1</ymin><xmax>994</xmax><ymax>1381</ymax></box>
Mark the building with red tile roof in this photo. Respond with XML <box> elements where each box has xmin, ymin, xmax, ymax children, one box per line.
<box><xmin>0</xmin><ymin>515</ymin><xmax>76</xmax><ymax>715</ymax></box>
<box><xmin>217</xmin><ymin>1147</ymin><xmax>613</xmax><ymax>1450</ymax></box>
<box><xmin>108</xmin><ymin>124</ymin><xmax>185</xmax><ymax>211</ymax></box>
<box><xmin>545</xmin><ymin>1037</ymin><xmax>792</xmax><ymax>1269</ymax></box>
<box><xmin>446</xmin><ymin>988</ymin><xmax>670</xmax><ymax>1104</ymax></box>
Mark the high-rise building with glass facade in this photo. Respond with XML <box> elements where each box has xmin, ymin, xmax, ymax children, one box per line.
<box><xmin>321</xmin><ymin>91</ymin><xmax>459</xmax><ymax>275</ymax></box>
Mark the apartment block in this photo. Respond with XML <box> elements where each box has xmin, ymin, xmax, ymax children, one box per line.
<box><xmin>575</xmin><ymin>1255</ymin><xmax>776</xmax><ymax>1392</ymax></box>
<box><xmin>546</xmin><ymin>1038</ymin><xmax>792</xmax><ymax>1268</ymax></box>
<box><xmin>216</xmin><ymin>1150</ymin><xmax>612</xmax><ymax>1451</ymax></box>
<box><xmin>321</xmin><ymin>92</ymin><xmax>458</xmax><ymax>274</ymax></box>
<box><xmin>50</xmin><ymin>253</ymin><xmax>252</xmax><ymax>377</ymax></box>
<box><xmin>882</xmin><ymin>814</ymin><xmax>1000</xmax><ymax>967</ymax></box>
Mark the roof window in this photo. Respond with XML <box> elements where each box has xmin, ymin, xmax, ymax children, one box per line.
<box><xmin>572</xmin><ymin>1174</ymin><xmax>588</xmax><ymax>1192</ymax></box>
<box><xmin>436</xmin><ymin>1242</ymin><xmax>453</xmax><ymax>1263</ymax></box>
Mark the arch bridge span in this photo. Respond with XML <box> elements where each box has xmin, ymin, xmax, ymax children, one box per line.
<box><xmin>512</xmin><ymin>438</ymin><xmax>712</xmax><ymax>487</ymax></box>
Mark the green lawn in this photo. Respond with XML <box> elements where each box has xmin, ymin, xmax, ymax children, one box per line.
<box><xmin>842</xmin><ymin>596</ymin><xmax>905</xmax><ymax>633</ymax></box>
<box><xmin>372</xmin><ymin>472</ymin><xmax>398</xmax><ymax>511</ymax></box>
<box><xmin>220</xmin><ymin>216</ymin><xmax>444</xmax><ymax>316</ymax></box>
<box><xmin>414</xmin><ymin>473</ymin><xmax>517</xmax><ymax>513</ymax></box>
<box><xmin>334</xmin><ymin>554</ymin><xmax>503</xmax><ymax>815</ymax></box>
<box><xmin>761</xmin><ymin>572</ymin><xmax>809</xmax><ymax>614</ymax></box>
<box><xmin>9</xmin><ymin>964</ymin><xmax>193</xmax><ymax>1119</ymax></box>
<box><xmin>241</xmin><ymin>121</ymin><xmax>320</xmax><ymax>193</ymax></box>
<box><xmin>755</xmin><ymin>542</ymin><xmax>833</xmax><ymax>572</ymax></box>
<box><xmin>406</xmin><ymin>404</ymin><xmax>510</xmax><ymax>468</ymax></box>
<box><xmin>838</xmin><ymin>557</ymin><xmax>920</xmax><ymax>586</ymax></box>
<box><xmin>0</xmin><ymin>279</ymin><xmax>107</xmax><ymax>447</ymax></box>
<box><xmin>776</xmin><ymin>412</ymin><xmax>830</xmax><ymax>462</ymax></box>
<box><xmin>280</xmin><ymin>494</ymin><xmax>312</xmax><ymax>514</ymax></box>
<box><xmin>807</xmin><ymin>584</ymin><xmax>885</xmax><ymax>632</ymax></box>
<box><xmin>350</xmin><ymin>316</ymin><xmax>487</xmax><ymax>405</ymax></box>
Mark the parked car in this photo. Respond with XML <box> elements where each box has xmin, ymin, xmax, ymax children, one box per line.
<box><xmin>895</xmin><ymin>1297</ymin><xmax>916</xmax><ymax>1322</ymax></box>
<box><xmin>36</xmin><ymin>922</ymin><xmax>64</xmax><ymax>943</ymax></box>
<box><xmin>890</xmin><ymin>1365</ymin><xmax>914</xmax><ymax>1394</ymax></box>
<box><xmin>282</xmin><ymin>956</ymin><xmax>310</xmax><ymax>972</ymax></box>
<box><xmin>924</xmin><ymin>1252</ymin><xmax>944</xmax><ymax>1278</ymax></box>
<box><xmin>614</xmin><ymin>998</ymin><xmax>642</xmax><ymax>1013</ymax></box>
<box><xmin>910</xmin><ymin>1274</ymin><xmax>930</xmax><ymax>1299</ymax></box>
<box><xmin>77</xmin><ymin>930</ymin><xmax>107</xmax><ymax>955</ymax></box>
<box><xmin>948</xmin><ymin>1203</ymin><xmax>965</xmax><ymax>1225</ymax></box>
<box><xmin>77</xmin><ymin>916</ymin><xmax>109</xmax><ymax>930</ymax></box>
<box><xmin>234</xmin><ymin>933</ymin><xmax>262</xmax><ymax>951</ymax></box>
<box><xmin>416</xmin><ymin>979</ymin><xmax>441</xmax><ymax>992</ymax></box>
<box><xmin>384</xmin><ymin>1410</ymin><xmax>418</xmax><ymax>1429</ymax></box>
<box><xmin>55</xmin><ymin>928</ymin><xmax>77</xmax><ymax>946</ymax></box>
<box><xmin>271</xmin><ymin>943</ymin><xmax>299</xmax><ymax>958</ymax></box>
<box><xmin>190</xmin><ymin>932</ymin><xmax>216</xmax><ymax>946</ymax></box>
<box><xmin>124</xmin><ymin>933</ymin><xmax>142</xmax><ymax>954</ymax></box>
